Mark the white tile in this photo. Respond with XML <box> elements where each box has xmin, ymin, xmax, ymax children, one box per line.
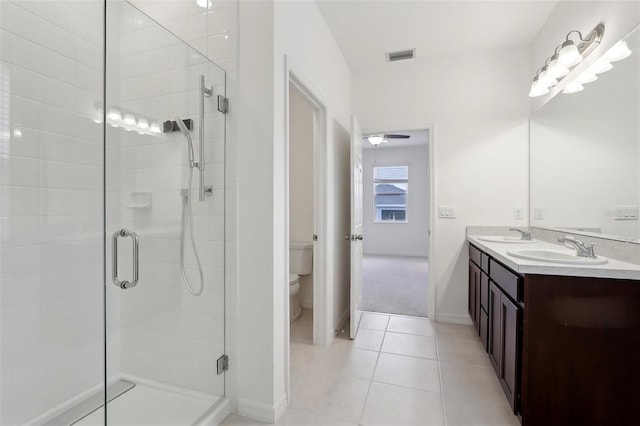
<box><xmin>373</xmin><ymin>352</ymin><xmax>440</xmax><ymax>392</ymax></box>
<box><xmin>437</xmin><ymin>335</ymin><xmax>491</xmax><ymax>367</ymax></box>
<box><xmin>381</xmin><ymin>331</ymin><xmax>437</xmax><ymax>359</ymax></box>
<box><xmin>440</xmin><ymin>362</ymin><xmax>509</xmax><ymax>406</ymax></box>
<box><xmin>277</xmin><ymin>408</ymin><xmax>357</xmax><ymax>426</ymax></box>
<box><xmin>361</xmin><ymin>382</ymin><xmax>444</xmax><ymax>426</ymax></box>
<box><xmin>352</xmin><ymin>328</ymin><xmax>384</xmax><ymax>351</ymax></box>
<box><xmin>387</xmin><ymin>315</ymin><xmax>434</xmax><ymax>336</ymax></box>
<box><xmin>290</xmin><ymin>370</ymin><xmax>370</xmax><ymax>424</ymax></box>
<box><xmin>359</xmin><ymin>312</ymin><xmax>389</xmax><ymax>331</ymax></box>
<box><xmin>309</xmin><ymin>340</ymin><xmax>379</xmax><ymax>381</ymax></box>
<box><xmin>444</xmin><ymin>395</ymin><xmax>519</xmax><ymax>426</ymax></box>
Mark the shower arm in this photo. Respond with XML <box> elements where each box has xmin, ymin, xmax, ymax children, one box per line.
<box><xmin>199</xmin><ymin>75</ymin><xmax>212</xmax><ymax>201</ymax></box>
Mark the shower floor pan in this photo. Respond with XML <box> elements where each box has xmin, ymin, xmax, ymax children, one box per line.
<box><xmin>42</xmin><ymin>379</ymin><xmax>219</xmax><ymax>426</ymax></box>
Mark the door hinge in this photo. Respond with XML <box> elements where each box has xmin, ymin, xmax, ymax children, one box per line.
<box><xmin>217</xmin><ymin>354</ymin><xmax>229</xmax><ymax>375</ymax></box>
<box><xmin>313</xmin><ymin>234</ymin><xmax>318</xmax><ymax>241</ymax></box>
<box><xmin>217</xmin><ymin>95</ymin><xmax>229</xmax><ymax>114</ymax></box>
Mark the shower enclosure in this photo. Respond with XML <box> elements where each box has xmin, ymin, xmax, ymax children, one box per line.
<box><xmin>0</xmin><ymin>1</ymin><xmax>227</xmax><ymax>424</ymax></box>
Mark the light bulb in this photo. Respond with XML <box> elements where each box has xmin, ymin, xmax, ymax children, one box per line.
<box><xmin>588</xmin><ymin>57</ymin><xmax>613</xmax><ymax>74</ymax></box>
<box><xmin>548</xmin><ymin>54</ymin><xmax>570</xmax><ymax>79</ymax></box>
<box><xmin>562</xmin><ymin>80</ymin><xmax>584</xmax><ymax>94</ymax></box>
<box><xmin>538</xmin><ymin>66</ymin><xmax>558</xmax><ymax>88</ymax></box>
<box><xmin>107</xmin><ymin>109</ymin><xmax>122</xmax><ymax>121</ymax></box>
<box><xmin>559</xmin><ymin>40</ymin><xmax>582</xmax><ymax>67</ymax></box>
<box><xmin>13</xmin><ymin>129</ymin><xmax>22</xmax><ymax>138</ymax></box>
<box><xmin>150</xmin><ymin>123</ymin><xmax>162</xmax><ymax>134</ymax></box>
<box><xmin>124</xmin><ymin>114</ymin><xmax>136</xmax><ymax>125</ymax></box>
<box><xmin>528</xmin><ymin>77</ymin><xmax>549</xmax><ymax>97</ymax></box>
<box><xmin>577</xmin><ymin>71</ymin><xmax>597</xmax><ymax>84</ymax></box>
<box><xmin>138</xmin><ymin>118</ymin><xmax>149</xmax><ymax>129</ymax></box>
<box><xmin>196</xmin><ymin>0</ymin><xmax>212</xmax><ymax>8</ymax></box>
<box><xmin>606</xmin><ymin>39</ymin><xmax>631</xmax><ymax>62</ymax></box>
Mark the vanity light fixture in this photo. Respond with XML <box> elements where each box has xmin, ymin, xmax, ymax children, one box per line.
<box><xmin>529</xmin><ymin>24</ymin><xmax>604</xmax><ymax>97</ymax></box>
<box><xmin>588</xmin><ymin>57</ymin><xmax>613</xmax><ymax>74</ymax></box>
<box><xmin>561</xmin><ymin>80</ymin><xmax>584</xmax><ymax>94</ymax></box>
<box><xmin>606</xmin><ymin>39</ymin><xmax>632</xmax><ymax>62</ymax></box>
<box><xmin>577</xmin><ymin>70</ymin><xmax>597</xmax><ymax>84</ymax></box>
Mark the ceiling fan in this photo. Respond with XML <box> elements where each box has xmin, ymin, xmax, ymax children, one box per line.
<box><xmin>364</xmin><ymin>133</ymin><xmax>410</xmax><ymax>146</ymax></box>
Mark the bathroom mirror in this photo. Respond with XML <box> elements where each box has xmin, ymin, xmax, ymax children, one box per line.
<box><xmin>530</xmin><ymin>23</ymin><xmax>640</xmax><ymax>243</ymax></box>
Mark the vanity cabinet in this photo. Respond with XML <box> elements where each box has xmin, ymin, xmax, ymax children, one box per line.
<box><xmin>468</xmin><ymin>242</ymin><xmax>640</xmax><ymax>425</ymax></box>
<box><xmin>468</xmin><ymin>245</ymin><xmax>489</xmax><ymax>349</ymax></box>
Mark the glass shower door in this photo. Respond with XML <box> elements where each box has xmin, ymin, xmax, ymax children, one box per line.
<box><xmin>99</xmin><ymin>2</ymin><xmax>226</xmax><ymax>424</ymax></box>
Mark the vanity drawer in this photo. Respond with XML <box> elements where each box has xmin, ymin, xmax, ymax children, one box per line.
<box><xmin>481</xmin><ymin>253</ymin><xmax>490</xmax><ymax>273</ymax></box>
<box><xmin>489</xmin><ymin>259</ymin><xmax>521</xmax><ymax>303</ymax></box>
<box><xmin>469</xmin><ymin>244</ymin><xmax>482</xmax><ymax>267</ymax></box>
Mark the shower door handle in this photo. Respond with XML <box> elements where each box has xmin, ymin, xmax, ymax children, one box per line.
<box><xmin>112</xmin><ymin>228</ymin><xmax>139</xmax><ymax>289</ymax></box>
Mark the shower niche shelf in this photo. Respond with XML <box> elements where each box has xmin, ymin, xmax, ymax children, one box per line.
<box><xmin>124</xmin><ymin>191</ymin><xmax>152</xmax><ymax>209</ymax></box>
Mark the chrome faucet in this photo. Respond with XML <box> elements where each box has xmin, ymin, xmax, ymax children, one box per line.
<box><xmin>557</xmin><ymin>236</ymin><xmax>597</xmax><ymax>258</ymax></box>
<box><xmin>509</xmin><ymin>227</ymin><xmax>532</xmax><ymax>241</ymax></box>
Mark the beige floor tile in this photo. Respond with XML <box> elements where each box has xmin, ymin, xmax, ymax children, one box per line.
<box><xmin>276</xmin><ymin>407</ymin><xmax>358</xmax><ymax>425</ymax></box>
<box><xmin>361</xmin><ymin>382</ymin><xmax>444</xmax><ymax>426</ymax></box>
<box><xmin>290</xmin><ymin>340</ymin><xmax>326</xmax><ymax>390</ymax></box>
<box><xmin>221</xmin><ymin>414</ymin><xmax>269</xmax><ymax>425</ymax></box>
<box><xmin>359</xmin><ymin>312</ymin><xmax>390</xmax><ymax>331</ymax></box>
<box><xmin>436</xmin><ymin>335</ymin><xmax>491</xmax><ymax>367</ymax></box>
<box><xmin>291</xmin><ymin>308</ymin><xmax>313</xmax><ymax>343</ymax></box>
<box><xmin>444</xmin><ymin>395</ymin><xmax>519</xmax><ymax>426</ymax></box>
<box><xmin>433</xmin><ymin>321</ymin><xmax>479</xmax><ymax>341</ymax></box>
<box><xmin>373</xmin><ymin>352</ymin><xmax>440</xmax><ymax>392</ymax></box>
<box><xmin>440</xmin><ymin>362</ymin><xmax>510</xmax><ymax>406</ymax></box>
<box><xmin>310</xmin><ymin>340</ymin><xmax>379</xmax><ymax>380</ymax></box>
<box><xmin>352</xmin><ymin>328</ymin><xmax>385</xmax><ymax>351</ymax></box>
<box><xmin>290</xmin><ymin>369</ymin><xmax>370</xmax><ymax>424</ymax></box>
<box><xmin>387</xmin><ymin>315</ymin><xmax>434</xmax><ymax>336</ymax></box>
<box><xmin>381</xmin><ymin>331</ymin><xmax>437</xmax><ymax>359</ymax></box>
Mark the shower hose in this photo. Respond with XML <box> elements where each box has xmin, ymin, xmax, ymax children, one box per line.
<box><xmin>180</xmin><ymin>166</ymin><xmax>204</xmax><ymax>296</ymax></box>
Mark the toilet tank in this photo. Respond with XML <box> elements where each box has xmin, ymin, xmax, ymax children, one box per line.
<box><xmin>290</xmin><ymin>241</ymin><xmax>313</xmax><ymax>275</ymax></box>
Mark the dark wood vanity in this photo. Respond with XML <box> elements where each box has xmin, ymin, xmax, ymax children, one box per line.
<box><xmin>469</xmin><ymin>243</ymin><xmax>640</xmax><ymax>426</ymax></box>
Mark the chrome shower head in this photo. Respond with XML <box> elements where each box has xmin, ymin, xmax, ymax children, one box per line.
<box><xmin>175</xmin><ymin>117</ymin><xmax>195</xmax><ymax>168</ymax></box>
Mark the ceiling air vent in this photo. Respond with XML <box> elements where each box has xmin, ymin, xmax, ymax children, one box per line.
<box><xmin>386</xmin><ymin>49</ymin><xmax>415</xmax><ymax>62</ymax></box>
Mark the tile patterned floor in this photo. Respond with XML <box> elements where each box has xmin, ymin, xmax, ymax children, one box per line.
<box><xmin>222</xmin><ymin>312</ymin><xmax>520</xmax><ymax>426</ymax></box>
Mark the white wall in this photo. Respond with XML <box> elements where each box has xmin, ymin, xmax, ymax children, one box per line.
<box><xmin>274</xmin><ymin>0</ymin><xmax>352</xmax><ymax>349</ymax></box>
<box><xmin>363</xmin><ymin>145</ymin><xmax>429</xmax><ymax>257</ymax></box>
<box><xmin>530</xmin><ymin>2</ymin><xmax>640</xmax><ymax>111</ymax></box>
<box><xmin>353</xmin><ymin>48</ymin><xmax>531</xmax><ymax>323</ymax></box>
<box><xmin>289</xmin><ymin>86</ymin><xmax>315</xmax><ymax>306</ymax></box>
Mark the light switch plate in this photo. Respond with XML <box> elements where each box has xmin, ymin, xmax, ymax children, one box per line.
<box><xmin>438</xmin><ymin>206</ymin><xmax>457</xmax><ymax>219</ymax></box>
<box><xmin>534</xmin><ymin>207</ymin><xmax>545</xmax><ymax>220</ymax></box>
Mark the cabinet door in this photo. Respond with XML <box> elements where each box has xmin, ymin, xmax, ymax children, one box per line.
<box><xmin>500</xmin><ymin>294</ymin><xmax>520</xmax><ymax>412</ymax></box>
<box><xmin>468</xmin><ymin>261</ymin><xmax>480</xmax><ymax>332</ymax></box>
<box><xmin>488</xmin><ymin>282</ymin><xmax>501</xmax><ymax>374</ymax></box>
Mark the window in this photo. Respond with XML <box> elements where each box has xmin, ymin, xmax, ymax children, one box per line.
<box><xmin>373</xmin><ymin>165</ymin><xmax>408</xmax><ymax>223</ymax></box>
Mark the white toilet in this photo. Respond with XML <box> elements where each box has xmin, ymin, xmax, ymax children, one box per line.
<box><xmin>289</xmin><ymin>241</ymin><xmax>313</xmax><ymax>323</ymax></box>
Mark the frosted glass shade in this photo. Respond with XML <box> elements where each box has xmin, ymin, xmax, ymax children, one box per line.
<box><xmin>559</xmin><ymin>41</ymin><xmax>582</xmax><ymax>67</ymax></box>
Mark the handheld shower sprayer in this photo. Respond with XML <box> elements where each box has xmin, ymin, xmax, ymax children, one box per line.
<box><xmin>175</xmin><ymin>118</ymin><xmax>195</xmax><ymax>169</ymax></box>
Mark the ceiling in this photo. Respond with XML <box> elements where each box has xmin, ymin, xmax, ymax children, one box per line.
<box><xmin>315</xmin><ymin>0</ymin><xmax>558</xmax><ymax>71</ymax></box>
<box><xmin>362</xmin><ymin>129</ymin><xmax>428</xmax><ymax>150</ymax></box>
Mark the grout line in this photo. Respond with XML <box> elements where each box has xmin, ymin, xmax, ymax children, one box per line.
<box><xmin>434</xmin><ymin>326</ymin><xmax>448</xmax><ymax>426</ymax></box>
<box><xmin>357</xmin><ymin>327</ymin><xmax>386</xmax><ymax>425</ymax></box>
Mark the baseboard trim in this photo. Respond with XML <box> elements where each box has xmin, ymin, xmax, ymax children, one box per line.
<box><xmin>436</xmin><ymin>313</ymin><xmax>473</xmax><ymax>325</ymax></box>
<box><xmin>237</xmin><ymin>393</ymin><xmax>287</xmax><ymax>423</ymax></box>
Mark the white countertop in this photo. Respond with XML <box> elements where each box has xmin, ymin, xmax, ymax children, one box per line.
<box><xmin>467</xmin><ymin>235</ymin><xmax>640</xmax><ymax>280</ymax></box>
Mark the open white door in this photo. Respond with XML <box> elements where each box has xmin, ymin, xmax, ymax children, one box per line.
<box><xmin>349</xmin><ymin>115</ymin><xmax>364</xmax><ymax>339</ymax></box>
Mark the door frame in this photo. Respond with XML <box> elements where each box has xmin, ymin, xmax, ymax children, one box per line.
<box><xmin>283</xmin><ymin>56</ymin><xmax>329</xmax><ymax>401</ymax></box>
<box><xmin>359</xmin><ymin>124</ymin><xmax>436</xmax><ymax>319</ymax></box>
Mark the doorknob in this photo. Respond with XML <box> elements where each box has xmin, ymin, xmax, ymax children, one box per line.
<box><xmin>344</xmin><ymin>234</ymin><xmax>351</xmax><ymax>241</ymax></box>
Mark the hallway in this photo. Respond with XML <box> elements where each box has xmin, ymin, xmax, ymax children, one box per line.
<box><xmin>222</xmin><ymin>313</ymin><xmax>518</xmax><ymax>426</ymax></box>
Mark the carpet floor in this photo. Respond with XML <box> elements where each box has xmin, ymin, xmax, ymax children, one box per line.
<box><xmin>361</xmin><ymin>255</ymin><xmax>429</xmax><ymax>317</ymax></box>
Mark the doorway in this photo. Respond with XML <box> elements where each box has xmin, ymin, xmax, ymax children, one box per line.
<box><xmin>361</xmin><ymin>129</ymin><xmax>431</xmax><ymax>317</ymax></box>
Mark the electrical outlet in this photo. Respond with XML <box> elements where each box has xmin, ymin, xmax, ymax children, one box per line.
<box><xmin>513</xmin><ymin>207</ymin><xmax>523</xmax><ymax>220</ymax></box>
<box><xmin>438</xmin><ymin>206</ymin><xmax>457</xmax><ymax>219</ymax></box>
<box><xmin>534</xmin><ymin>207</ymin><xmax>545</xmax><ymax>220</ymax></box>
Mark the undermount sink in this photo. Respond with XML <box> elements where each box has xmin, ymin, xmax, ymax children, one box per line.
<box><xmin>507</xmin><ymin>249</ymin><xmax>608</xmax><ymax>265</ymax></box>
<box><xmin>477</xmin><ymin>236</ymin><xmax>538</xmax><ymax>244</ymax></box>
